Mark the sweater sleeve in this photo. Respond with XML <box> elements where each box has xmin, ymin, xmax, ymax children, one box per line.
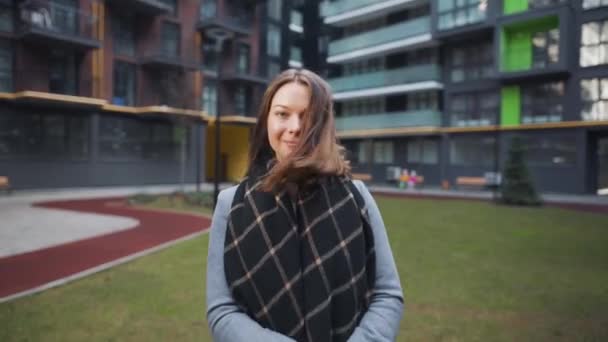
<box><xmin>348</xmin><ymin>181</ymin><xmax>405</xmax><ymax>342</ymax></box>
<box><xmin>206</xmin><ymin>186</ymin><xmax>296</xmax><ymax>342</ymax></box>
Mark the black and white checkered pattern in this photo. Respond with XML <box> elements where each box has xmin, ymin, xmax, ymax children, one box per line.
<box><xmin>224</xmin><ymin>175</ymin><xmax>376</xmax><ymax>342</ymax></box>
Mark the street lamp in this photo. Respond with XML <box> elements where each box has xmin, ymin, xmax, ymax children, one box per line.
<box><xmin>206</xmin><ymin>28</ymin><xmax>234</xmax><ymax>208</ymax></box>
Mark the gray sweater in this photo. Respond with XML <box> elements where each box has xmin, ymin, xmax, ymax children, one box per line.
<box><xmin>206</xmin><ymin>180</ymin><xmax>404</xmax><ymax>341</ymax></box>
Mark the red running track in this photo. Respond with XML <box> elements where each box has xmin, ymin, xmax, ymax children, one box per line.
<box><xmin>0</xmin><ymin>197</ymin><xmax>211</xmax><ymax>299</ymax></box>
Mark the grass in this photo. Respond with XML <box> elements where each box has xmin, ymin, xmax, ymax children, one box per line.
<box><xmin>1</xmin><ymin>195</ymin><xmax>608</xmax><ymax>341</ymax></box>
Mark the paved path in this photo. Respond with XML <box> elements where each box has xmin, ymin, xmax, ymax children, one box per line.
<box><xmin>0</xmin><ymin>196</ymin><xmax>210</xmax><ymax>302</ymax></box>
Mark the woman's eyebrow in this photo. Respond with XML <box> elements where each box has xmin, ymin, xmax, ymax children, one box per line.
<box><xmin>273</xmin><ymin>104</ymin><xmax>290</xmax><ymax>109</ymax></box>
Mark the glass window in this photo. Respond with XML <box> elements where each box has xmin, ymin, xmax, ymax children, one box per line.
<box><xmin>0</xmin><ymin>112</ymin><xmax>89</xmax><ymax>160</ymax></box>
<box><xmin>112</xmin><ymin>61</ymin><xmax>136</xmax><ymax>106</ymax></box>
<box><xmin>0</xmin><ymin>39</ymin><xmax>12</xmax><ymax>92</ymax></box>
<box><xmin>267</xmin><ymin>0</ymin><xmax>282</xmax><ymax>20</ymax></box>
<box><xmin>581</xmin><ymin>77</ymin><xmax>608</xmax><ymax>121</ymax></box>
<box><xmin>521</xmin><ymin>81</ymin><xmax>564</xmax><ymax>123</ymax></box>
<box><xmin>357</xmin><ymin>140</ymin><xmax>372</xmax><ymax>164</ymax></box>
<box><xmin>528</xmin><ymin>0</ymin><xmax>565</xmax><ymax>9</ymax></box>
<box><xmin>532</xmin><ymin>28</ymin><xmax>559</xmax><ymax>68</ymax></box>
<box><xmin>449</xmin><ymin>91</ymin><xmax>498</xmax><ymax>126</ymax></box>
<box><xmin>521</xmin><ymin>135</ymin><xmax>576</xmax><ymax>166</ymax></box>
<box><xmin>267</xmin><ymin>61</ymin><xmax>281</xmax><ymax>78</ymax></box>
<box><xmin>237</xmin><ymin>44</ymin><xmax>250</xmax><ymax>74</ymax></box>
<box><xmin>161</xmin><ymin>22</ymin><xmax>180</xmax><ymax>58</ymax></box>
<box><xmin>200</xmin><ymin>0</ymin><xmax>217</xmax><ymax>19</ymax></box>
<box><xmin>373</xmin><ymin>141</ymin><xmax>394</xmax><ymax>164</ymax></box>
<box><xmin>408</xmin><ymin>92</ymin><xmax>438</xmax><ymax>111</ymax></box>
<box><xmin>581</xmin><ymin>20</ymin><xmax>608</xmax><ymax>67</ymax></box>
<box><xmin>438</xmin><ymin>0</ymin><xmax>487</xmax><ymax>31</ymax></box>
<box><xmin>267</xmin><ymin>24</ymin><xmax>281</xmax><ymax>57</ymax></box>
<box><xmin>407</xmin><ymin>139</ymin><xmax>438</xmax><ymax>164</ymax></box>
<box><xmin>449</xmin><ymin>41</ymin><xmax>494</xmax><ymax>82</ymax></box>
<box><xmin>582</xmin><ymin>0</ymin><xmax>608</xmax><ymax>10</ymax></box>
<box><xmin>202</xmin><ymin>39</ymin><xmax>218</xmax><ymax>71</ymax></box>
<box><xmin>49</xmin><ymin>49</ymin><xmax>77</xmax><ymax>95</ymax></box>
<box><xmin>112</xmin><ymin>14</ymin><xmax>135</xmax><ymax>57</ymax></box>
<box><xmin>159</xmin><ymin>0</ymin><xmax>177</xmax><ymax>14</ymax></box>
<box><xmin>450</xmin><ymin>136</ymin><xmax>496</xmax><ymax>166</ymax></box>
<box><xmin>234</xmin><ymin>86</ymin><xmax>247</xmax><ymax>115</ymax></box>
<box><xmin>341</xmin><ymin>98</ymin><xmax>384</xmax><ymax>117</ymax></box>
<box><xmin>342</xmin><ymin>57</ymin><xmax>384</xmax><ymax>76</ymax></box>
<box><xmin>0</xmin><ymin>5</ymin><xmax>13</xmax><ymax>33</ymax></box>
<box><xmin>202</xmin><ymin>80</ymin><xmax>217</xmax><ymax>116</ymax></box>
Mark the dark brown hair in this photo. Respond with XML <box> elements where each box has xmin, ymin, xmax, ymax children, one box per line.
<box><xmin>248</xmin><ymin>68</ymin><xmax>350</xmax><ymax>190</ymax></box>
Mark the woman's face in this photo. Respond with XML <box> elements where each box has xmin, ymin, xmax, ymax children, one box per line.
<box><xmin>267</xmin><ymin>82</ymin><xmax>311</xmax><ymax>161</ymax></box>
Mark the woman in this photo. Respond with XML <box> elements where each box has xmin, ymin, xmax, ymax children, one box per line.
<box><xmin>206</xmin><ymin>69</ymin><xmax>403</xmax><ymax>341</ymax></box>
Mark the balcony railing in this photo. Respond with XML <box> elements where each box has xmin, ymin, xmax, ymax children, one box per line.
<box><xmin>12</xmin><ymin>68</ymin><xmax>98</xmax><ymax>98</ymax></box>
<box><xmin>141</xmin><ymin>45</ymin><xmax>197</xmax><ymax>70</ymax></box>
<box><xmin>329</xmin><ymin>64</ymin><xmax>441</xmax><ymax>93</ymax></box>
<box><xmin>336</xmin><ymin>110</ymin><xmax>442</xmax><ymax>131</ymax></box>
<box><xmin>290</xmin><ymin>46</ymin><xmax>302</xmax><ymax>62</ymax></box>
<box><xmin>328</xmin><ymin>16</ymin><xmax>430</xmax><ymax>57</ymax></box>
<box><xmin>321</xmin><ymin>0</ymin><xmax>396</xmax><ymax>18</ymax></box>
<box><xmin>106</xmin><ymin>0</ymin><xmax>173</xmax><ymax>15</ymax></box>
<box><xmin>18</xmin><ymin>0</ymin><xmax>99</xmax><ymax>49</ymax></box>
<box><xmin>198</xmin><ymin>4</ymin><xmax>252</xmax><ymax>36</ymax></box>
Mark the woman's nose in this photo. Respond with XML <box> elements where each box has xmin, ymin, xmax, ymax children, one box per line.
<box><xmin>287</xmin><ymin>115</ymin><xmax>301</xmax><ymax>133</ymax></box>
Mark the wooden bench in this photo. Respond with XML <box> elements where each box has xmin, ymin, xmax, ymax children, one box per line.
<box><xmin>352</xmin><ymin>173</ymin><xmax>372</xmax><ymax>182</ymax></box>
<box><xmin>456</xmin><ymin>176</ymin><xmax>486</xmax><ymax>188</ymax></box>
<box><xmin>0</xmin><ymin>176</ymin><xmax>11</xmax><ymax>194</ymax></box>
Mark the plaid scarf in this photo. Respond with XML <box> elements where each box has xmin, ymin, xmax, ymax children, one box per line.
<box><xmin>224</xmin><ymin>171</ymin><xmax>376</xmax><ymax>342</ymax></box>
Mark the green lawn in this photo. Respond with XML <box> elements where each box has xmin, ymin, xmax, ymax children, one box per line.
<box><xmin>1</xmin><ymin>196</ymin><xmax>608</xmax><ymax>341</ymax></box>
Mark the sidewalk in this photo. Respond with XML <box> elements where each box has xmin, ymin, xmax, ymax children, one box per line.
<box><xmin>0</xmin><ymin>183</ymin><xmax>217</xmax><ymax>303</ymax></box>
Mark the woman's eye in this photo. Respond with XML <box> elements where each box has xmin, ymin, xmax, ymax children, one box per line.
<box><xmin>277</xmin><ymin>111</ymin><xmax>287</xmax><ymax>118</ymax></box>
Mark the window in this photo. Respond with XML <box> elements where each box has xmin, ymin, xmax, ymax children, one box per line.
<box><xmin>0</xmin><ymin>5</ymin><xmax>13</xmax><ymax>32</ymax></box>
<box><xmin>202</xmin><ymin>39</ymin><xmax>218</xmax><ymax>71</ymax></box>
<box><xmin>521</xmin><ymin>135</ymin><xmax>576</xmax><ymax>166</ymax></box>
<box><xmin>580</xmin><ymin>20</ymin><xmax>608</xmax><ymax>67</ymax></box>
<box><xmin>449</xmin><ymin>41</ymin><xmax>494</xmax><ymax>82</ymax></box>
<box><xmin>357</xmin><ymin>140</ymin><xmax>372</xmax><ymax>164</ymax></box>
<box><xmin>267</xmin><ymin>0</ymin><xmax>282</xmax><ymax>20</ymax></box>
<box><xmin>583</xmin><ymin>0</ymin><xmax>608</xmax><ymax>10</ymax></box>
<box><xmin>267</xmin><ymin>24</ymin><xmax>281</xmax><ymax>57</ymax></box>
<box><xmin>161</xmin><ymin>22</ymin><xmax>180</xmax><ymax>58</ymax></box>
<box><xmin>407</xmin><ymin>139</ymin><xmax>438</xmax><ymax>164</ymax></box>
<box><xmin>373</xmin><ymin>141</ymin><xmax>394</xmax><ymax>164</ymax></box>
<box><xmin>581</xmin><ymin>78</ymin><xmax>608</xmax><ymax>121</ymax></box>
<box><xmin>234</xmin><ymin>86</ymin><xmax>247</xmax><ymax>115</ymax></box>
<box><xmin>0</xmin><ymin>112</ymin><xmax>89</xmax><ymax>160</ymax></box>
<box><xmin>438</xmin><ymin>0</ymin><xmax>487</xmax><ymax>31</ymax></box>
<box><xmin>267</xmin><ymin>61</ymin><xmax>281</xmax><ymax>78</ymax></box>
<box><xmin>202</xmin><ymin>80</ymin><xmax>217</xmax><ymax>116</ymax></box>
<box><xmin>48</xmin><ymin>0</ymin><xmax>78</xmax><ymax>35</ymax></box>
<box><xmin>450</xmin><ymin>136</ymin><xmax>496</xmax><ymax>166</ymax></box>
<box><xmin>112</xmin><ymin>15</ymin><xmax>135</xmax><ymax>57</ymax></box>
<box><xmin>343</xmin><ymin>57</ymin><xmax>384</xmax><ymax>76</ymax></box>
<box><xmin>341</xmin><ymin>98</ymin><xmax>384</xmax><ymax>117</ymax></box>
<box><xmin>449</xmin><ymin>91</ymin><xmax>498</xmax><ymax>126</ymax></box>
<box><xmin>237</xmin><ymin>44</ymin><xmax>250</xmax><ymax>74</ymax></box>
<box><xmin>159</xmin><ymin>0</ymin><xmax>177</xmax><ymax>14</ymax></box>
<box><xmin>343</xmin><ymin>17</ymin><xmax>384</xmax><ymax>37</ymax></box>
<box><xmin>200</xmin><ymin>0</ymin><xmax>217</xmax><ymax>19</ymax></box>
<box><xmin>528</xmin><ymin>0</ymin><xmax>565</xmax><ymax>10</ymax></box>
<box><xmin>521</xmin><ymin>81</ymin><xmax>564</xmax><ymax>123</ymax></box>
<box><xmin>99</xmin><ymin>116</ymin><xmax>187</xmax><ymax>161</ymax></box>
<box><xmin>0</xmin><ymin>40</ymin><xmax>12</xmax><ymax>92</ymax></box>
<box><xmin>113</xmin><ymin>61</ymin><xmax>136</xmax><ymax>106</ymax></box>
<box><xmin>408</xmin><ymin>92</ymin><xmax>438</xmax><ymax>111</ymax></box>
<box><xmin>531</xmin><ymin>28</ymin><xmax>559</xmax><ymax>68</ymax></box>
<box><xmin>49</xmin><ymin>49</ymin><xmax>77</xmax><ymax>95</ymax></box>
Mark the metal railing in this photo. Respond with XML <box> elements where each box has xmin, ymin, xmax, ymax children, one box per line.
<box><xmin>328</xmin><ymin>16</ymin><xmax>430</xmax><ymax>56</ymax></box>
<box><xmin>321</xmin><ymin>0</ymin><xmax>390</xmax><ymax>18</ymax></box>
<box><xmin>335</xmin><ymin>110</ymin><xmax>442</xmax><ymax>131</ymax></box>
<box><xmin>12</xmin><ymin>68</ymin><xmax>99</xmax><ymax>97</ymax></box>
<box><xmin>19</xmin><ymin>0</ymin><xmax>97</xmax><ymax>41</ymax></box>
<box><xmin>329</xmin><ymin>64</ymin><xmax>441</xmax><ymax>93</ymax></box>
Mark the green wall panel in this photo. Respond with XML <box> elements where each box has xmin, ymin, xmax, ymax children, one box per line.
<box><xmin>503</xmin><ymin>0</ymin><xmax>529</xmax><ymax>15</ymax></box>
<box><xmin>501</xmin><ymin>86</ymin><xmax>520</xmax><ymax>126</ymax></box>
<box><xmin>500</xmin><ymin>15</ymin><xmax>559</xmax><ymax>72</ymax></box>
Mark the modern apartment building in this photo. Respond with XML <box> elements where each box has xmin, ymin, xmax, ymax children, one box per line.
<box><xmin>0</xmin><ymin>0</ymin><xmax>268</xmax><ymax>189</ymax></box>
<box><xmin>320</xmin><ymin>0</ymin><xmax>608</xmax><ymax>195</ymax></box>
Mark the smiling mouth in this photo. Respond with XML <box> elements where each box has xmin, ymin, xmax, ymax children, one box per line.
<box><xmin>284</xmin><ymin>141</ymin><xmax>298</xmax><ymax>147</ymax></box>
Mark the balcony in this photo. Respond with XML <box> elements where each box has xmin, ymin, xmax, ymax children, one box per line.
<box><xmin>329</xmin><ymin>64</ymin><xmax>442</xmax><ymax>100</ymax></box>
<box><xmin>17</xmin><ymin>0</ymin><xmax>100</xmax><ymax>50</ymax></box>
<box><xmin>336</xmin><ymin>110</ymin><xmax>441</xmax><ymax>132</ymax></box>
<box><xmin>141</xmin><ymin>45</ymin><xmax>197</xmax><ymax>70</ymax></box>
<box><xmin>503</xmin><ymin>0</ymin><xmax>566</xmax><ymax>16</ymax></box>
<box><xmin>327</xmin><ymin>16</ymin><xmax>433</xmax><ymax>63</ymax></box>
<box><xmin>197</xmin><ymin>3</ymin><xmax>251</xmax><ymax>37</ymax></box>
<box><xmin>321</xmin><ymin>0</ymin><xmax>425</xmax><ymax>26</ymax></box>
<box><xmin>105</xmin><ymin>0</ymin><xmax>172</xmax><ymax>16</ymax></box>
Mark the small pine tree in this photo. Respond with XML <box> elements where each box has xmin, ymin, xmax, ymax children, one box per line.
<box><xmin>500</xmin><ymin>137</ymin><xmax>542</xmax><ymax>206</ymax></box>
